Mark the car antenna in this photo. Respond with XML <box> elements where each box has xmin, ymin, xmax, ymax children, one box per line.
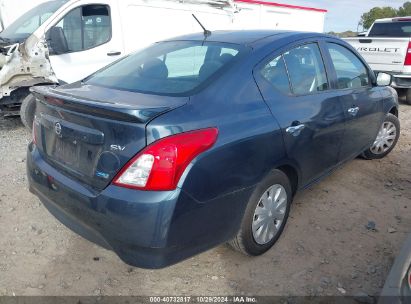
<box><xmin>192</xmin><ymin>14</ymin><xmax>211</xmax><ymax>38</ymax></box>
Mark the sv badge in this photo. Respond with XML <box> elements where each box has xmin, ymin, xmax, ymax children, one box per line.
<box><xmin>110</xmin><ymin>145</ymin><xmax>126</xmax><ymax>151</ymax></box>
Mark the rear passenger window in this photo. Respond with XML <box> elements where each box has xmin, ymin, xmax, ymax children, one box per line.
<box><xmin>261</xmin><ymin>55</ymin><xmax>291</xmax><ymax>95</ymax></box>
<box><xmin>326</xmin><ymin>43</ymin><xmax>370</xmax><ymax>89</ymax></box>
<box><xmin>283</xmin><ymin>43</ymin><xmax>328</xmax><ymax>95</ymax></box>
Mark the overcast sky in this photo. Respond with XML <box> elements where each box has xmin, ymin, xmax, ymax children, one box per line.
<box><xmin>283</xmin><ymin>0</ymin><xmax>407</xmax><ymax>32</ymax></box>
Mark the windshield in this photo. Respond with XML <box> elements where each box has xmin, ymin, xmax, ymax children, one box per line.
<box><xmin>369</xmin><ymin>21</ymin><xmax>411</xmax><ymax>37</ymax></box>
<box><xmin>85</xmin><ymin>41</ymin><xmax>247</xmax><ymax>96</ymax></box>
<box><xmin>0</xmin><ymin>0</ymin><xmax>68</xmax><ymax>43</ymax></box>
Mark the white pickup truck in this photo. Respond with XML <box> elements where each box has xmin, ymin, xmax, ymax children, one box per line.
<box><xmin>345</xmin><ymin>17</ymin><xmax>411</xmax><ymax>104</ymax></box>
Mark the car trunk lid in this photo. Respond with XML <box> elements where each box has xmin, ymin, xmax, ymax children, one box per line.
<box><xmin>31</xmin><ymin>83</ymin><xmax>187</xmax><ymax>191</ymax></box>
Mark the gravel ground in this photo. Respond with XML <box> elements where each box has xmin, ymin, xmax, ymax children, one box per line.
<box><xmin>0</xmin><ymin>105</ymin><xmax>410</xmax><ymax>298</ymax></box>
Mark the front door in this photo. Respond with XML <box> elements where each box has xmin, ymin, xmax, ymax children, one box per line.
<box><xmin>47</xmin><ymin>2</ymin><xmax>124</xmax><ymax>84</ymax></box>
<box><xmin>323</xmin><ymin>42</ymin><xmax>384</xmax><ymax>161</ymax></box>
<box><xmin>254</xmin><ymin>42</ymin><xmax>346</xmax><ymax>186</ymax></box>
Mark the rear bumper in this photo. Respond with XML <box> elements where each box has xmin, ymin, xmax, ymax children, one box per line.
<box><xmin>27</xmin><ymin>143</ymin><xmax>250</xmax><ymax>268</ymax></box>
<box><xmin>379</xmin><ymin>233</ymin><xmax>411</xmax><ymax>304</ymax></box>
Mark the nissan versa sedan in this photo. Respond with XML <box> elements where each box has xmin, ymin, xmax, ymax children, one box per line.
<box><xmin>27</xmin><ymin>30</ymin><xmax>400</xmax><ymax>268</ymax></box>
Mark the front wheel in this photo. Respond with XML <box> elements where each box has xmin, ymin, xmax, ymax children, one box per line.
<box><xmin>362</xmin><ymin>113</ymin><xmax>400</xmax><ymax>160</ymax></box>
<box><xmin>228</xmin><ymin>169</ymin><xmax>292</xmax><ymax>256</ymax></box>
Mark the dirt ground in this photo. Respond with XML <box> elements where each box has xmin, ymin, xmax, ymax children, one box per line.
<box><xmin>0</xmin><ymin>105</ymin><xmax>410</xmax><ymax>298</ymax></box>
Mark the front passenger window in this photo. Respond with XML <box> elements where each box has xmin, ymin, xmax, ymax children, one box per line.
<box><xmin>326</xmin><ymin>43</ymin><xmax>370</xmax><ymax>89</ymax></box>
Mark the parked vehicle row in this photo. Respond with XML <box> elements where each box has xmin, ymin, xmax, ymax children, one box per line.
<box><xmin>27</xmin><ymin>30</ymin><xmax>400</xmax><ymax>268</ymax></box>
<box><xmin>0</xmin><ymin>0</ymin><xmax>236</xmax><ymax>125</ymax></box>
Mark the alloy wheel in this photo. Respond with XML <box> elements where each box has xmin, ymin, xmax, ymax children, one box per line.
<box><xmin>370</xmin><ymin>121</ymin><xmax>397</xmax><ymax>155</ymax></box>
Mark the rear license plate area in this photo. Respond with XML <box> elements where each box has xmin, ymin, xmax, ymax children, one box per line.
<box><xmin>53</xmin><ymin>138</ymin><xmax>79</xmax><ymax>167</ymax></box>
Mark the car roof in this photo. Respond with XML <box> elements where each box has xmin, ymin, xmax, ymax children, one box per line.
<box><xmin>162</xmin><ymin>30</ymin><xmax>327</xmax><ymax>47</ymax></box>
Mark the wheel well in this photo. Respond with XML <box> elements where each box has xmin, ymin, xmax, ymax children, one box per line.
<box><xmin>389</xmin><ymin>107</ymin><xmax>398</xmax><ymax>117</ymax></box>
<box><xmin>277</xmin><ymin>165</ymin><xmax>299</xmax><ymax>195</ymax></box>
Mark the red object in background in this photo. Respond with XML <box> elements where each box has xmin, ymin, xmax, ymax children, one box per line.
<box><xmin>234</xmin><ymin>0</ymin><xmax>327</xmax><ymax>12</ymax></box>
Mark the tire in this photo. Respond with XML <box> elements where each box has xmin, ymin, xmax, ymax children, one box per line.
<box><xmin>362</xmin><ymin>113</ymin><xmax>400</xmax><ymax>160</ymax></box>
<box><xmin>20</xmin><ymin>93</ymin><xmax>36</xmax><ymax>131</ymax></box>
<box><xmin>405</xmin><ymin>89</ymin><xmax>411</xmax><ymax>105</ymax></box>
<box><xmin>229</xmin><ymin>169</ymin><xmax>292</xmax><ymax>256</ymax></box>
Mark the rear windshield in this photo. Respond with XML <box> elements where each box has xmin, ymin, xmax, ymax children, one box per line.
<box><xmin>85</xmin><ymin>41</ymin><xmax>246</xmax><ymax>96</ymax></box>
<box><xmin>368</xmin><ymin>21</ymin><xmax>411</xmax><ymax>37</ymax></box>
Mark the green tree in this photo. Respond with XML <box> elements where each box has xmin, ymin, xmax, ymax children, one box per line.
<box><xmin>397</xmin><ymin>1</ymin><xmax>411</xmax><ymax>16</ymax></box>
<box><xmin>360</xmin><ymin>7</ymin><xmax>398</xmax><ymax>29</ymax></box>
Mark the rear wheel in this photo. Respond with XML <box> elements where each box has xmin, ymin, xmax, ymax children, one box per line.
<box><xmin>229</xmin><ymin>169</ymin><xmax>292</xmax><ymax>256</ymax></box>
<box><xmin>20</xmin><ymin>93</ymin><xmax>36</xmax><ymax>131</ymax></box>
<box><xmin>362</xmin><ymin>113</ymin><xmax>400</xmax><ymax>160</ymax></box>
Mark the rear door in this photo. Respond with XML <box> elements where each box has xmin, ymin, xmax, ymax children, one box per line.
<box><xmin>46</xmin><ymin>1</ymin><xmax>124</xmax><ymax>83</ymax></box>
<box><xmin>322</xmin><ymin>41</ymin><xmax>384</xmax><ymax>161</ymax></box>
<box><xmin>254</xmin><ymin>41</ymin><xmax>346</xmax><ymax>186</ymax></box>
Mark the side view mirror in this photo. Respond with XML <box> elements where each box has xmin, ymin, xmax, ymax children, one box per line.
<box><xmin>376</xmin><ymin>72</ymin><xmax>392</xmax><ymax>86</ymax></box>
<box><xmin>47</xmin><ymin>27</ymin><xmax>69</xmax><ymax>55</ymax></box>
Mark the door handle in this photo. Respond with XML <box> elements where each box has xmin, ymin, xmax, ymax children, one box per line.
<box><xmin>348</xmin><ymin>106</ymin><xmax>360</xmax><ymax>116</ymax></box>
<box><xmin>286</xmin><ymin>124</ymin><xmax>305</xmax><ymax>136</ymax></box>
<box><xmin>107</xmin><ymin>51</ymin><xmax>122</xmax><ymax>56</ymax></box>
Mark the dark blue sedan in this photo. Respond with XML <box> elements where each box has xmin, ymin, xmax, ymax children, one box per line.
<box><xmin>27</xmin><ymin>30</ymin><xmax>400</xmax><ymax>268</ymax></box>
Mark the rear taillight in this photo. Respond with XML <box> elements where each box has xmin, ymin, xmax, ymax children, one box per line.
<box><xmin>408</xmin><ymin>267</ymin><xmax>411</xmax><ymax>289</ymax></box>
<box><xmin>113</xmin><ymin>128</ymin><xmax>218</xmax><ymax>191</ymax></box>
<box><xmin>405</xmin><ymin>42</ymin><xmax>411</xmax><ymax>66</ymax></box>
